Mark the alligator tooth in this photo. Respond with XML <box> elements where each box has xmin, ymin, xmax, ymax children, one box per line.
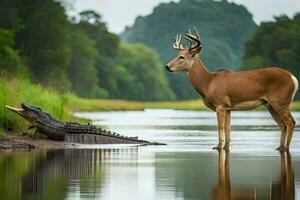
<box><xmin>5</xmin><ymin>105</ymin><xmax>24</xmax><ymax>113</ymax></box>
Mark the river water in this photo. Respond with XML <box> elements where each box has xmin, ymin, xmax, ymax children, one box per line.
<box><xmin>1</xmin><ymin>109</ymin><xmax>300</xmax><ymax>199</ymax></box>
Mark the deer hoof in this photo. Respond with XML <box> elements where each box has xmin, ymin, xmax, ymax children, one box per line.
<box><xmin>212</xmin><ymin>145</ymin><xmax>222</xmax><ymax>150</ymax></box>
<box><xmin>223</xmin><ymin>146</ymin><xmax>230</xmax><ymax>150</ymax></box>
<box><xmin>276</xmin><ymin>146</ymin><xmax>287</xmax><ymax>152</ymax></box>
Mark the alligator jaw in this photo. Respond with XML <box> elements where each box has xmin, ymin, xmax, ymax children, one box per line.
<box><xmin>5</xmin><ymin>105</ymin><xmax>24</xmax><ymax>115</ymax></box>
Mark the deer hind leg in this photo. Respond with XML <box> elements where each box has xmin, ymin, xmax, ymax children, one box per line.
<box><xmin>266</xmin><ymin>104</ymin><xmax>287</xmax><ymax>150</ymax></box>
<box><xmin>269</xmin><ymin>104</ymin><xmax>295</xmax><ymax>151</ymax></box>
<box><xmin>224</xmin><ymin>110</ymin><xmax>231</xmax><ymax>150</ymax></box>
<box><xmin>285</xmin><ymin>112</ymin><xmax>296</xmax><ymax>149</ymax></box>
<box><xmin>213</xmin><ymin>107</ymin><xmax>226</xmax><ymax>150</ymax></box>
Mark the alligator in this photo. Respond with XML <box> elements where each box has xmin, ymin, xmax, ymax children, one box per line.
<box><xmin>6</xmin><ymin>103</ymin><xmax>165</xmax><ymax>145</ymax></box>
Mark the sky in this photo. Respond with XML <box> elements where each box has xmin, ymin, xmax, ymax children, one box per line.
<box><xmin>70</xmin><ymin>0</ymin><xmax>300</xmax><ymax>33</ymax></box>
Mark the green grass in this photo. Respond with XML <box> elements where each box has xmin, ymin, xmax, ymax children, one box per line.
<box><xmin>291</xmin><ymin>101</ymin><xmax>300</xmax><ymax>111</ymax></box>
<box><xmin>143</xmin><ymin>100</ymin><xmax>208</xmax><ymax>110</ymax></box>
<box><xmin>68</xmin><ymin>97</ymin><xmax>144</xmax><ymax>112</ymax></box>
<box><xmin>0</xmin><ymin>77</ymin><xmax>74</xmax><ymax>134</ymax></box>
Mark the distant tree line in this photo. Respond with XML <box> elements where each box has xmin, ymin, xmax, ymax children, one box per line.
<box><xmin>0</xmin><ymin>0</ymin><xmax>174</xmax><ymax>100</ymax></box>
<box><xmin>241</xmin><ymin>13</ymin><xmax>300</xmax><ymax>99</ymax></box>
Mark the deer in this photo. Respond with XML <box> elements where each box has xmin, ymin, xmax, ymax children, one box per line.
<box><xmin>165</xmin><ymin>28</ymin><xmax>298</xmax><ymax>151</ymax></box>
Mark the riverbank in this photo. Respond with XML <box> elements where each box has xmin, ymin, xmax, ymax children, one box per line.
<box><xmin>0</xmin><ymin>131</ymin><xmax>65</xmax><ymax>151</ymax></box>
<box><xmin>68</xmin><ymin>98</ymin><xmax>211</xmax><ymax>112</ymax></box>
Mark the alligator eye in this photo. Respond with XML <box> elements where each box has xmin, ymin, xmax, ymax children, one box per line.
<box><xmin>34</xmin><ymin>106</ymin><xmax>42</xmax><ymax>111</ymax></box>
<box><xmin>179</xmin><ymin>56</ymin><xmax>185</xmax><ymax>59</ymax></box>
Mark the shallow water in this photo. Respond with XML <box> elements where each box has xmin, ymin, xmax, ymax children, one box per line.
<box><xmin>1</xmin><ymin>110</ymin><xmax>300</xmax><ymax>199</ymax></box>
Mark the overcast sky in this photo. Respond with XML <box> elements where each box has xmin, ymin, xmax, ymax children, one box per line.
<box><xmin>70</xmin><ymin>0</ymin><xmax>300</xmax><ymax>33</ymax></box>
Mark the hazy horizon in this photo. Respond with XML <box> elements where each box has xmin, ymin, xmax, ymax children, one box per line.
<box><xmin>69</xmin><ymin>0</ymin><xmax>300</xmax><ymax>33</ymax></box>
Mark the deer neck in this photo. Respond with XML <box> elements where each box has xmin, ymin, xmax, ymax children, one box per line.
<box><xmin>187</xmin><ymin>55</ymin><xmax>212</xmax><ymax>98</ymax></box>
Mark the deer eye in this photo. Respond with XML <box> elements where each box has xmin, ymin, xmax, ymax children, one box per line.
<box><xmin>179</xmin><ymin>56</ymin><xmax>185</xmax><ymax>59</ymax></box>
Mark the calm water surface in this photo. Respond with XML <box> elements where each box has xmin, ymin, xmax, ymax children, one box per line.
<box><xmin>1</xmin><ymin>109</ymin><xmax>300</xmax><ymax>200</ymax></box>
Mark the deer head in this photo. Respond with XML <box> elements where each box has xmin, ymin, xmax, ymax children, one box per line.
<box><xmin>165</xmin><ymin>27</ymin><xmax>202</xmax><ymax>72</ymax></box>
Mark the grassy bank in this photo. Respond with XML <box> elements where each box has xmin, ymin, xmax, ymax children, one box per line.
<box><xmin>68</xmin><ymin>97</ymin><xmax>144</xmax><ymax>112</ymax></box>
<box><xmin>68</xmin><ymin>98</ymin><xmax>209</xmax><ymax>111</ymax></box>
<box><xmin>0</xmin><ymin>77</ymin><xmax>74</xmax><ymax>135</ymax></box>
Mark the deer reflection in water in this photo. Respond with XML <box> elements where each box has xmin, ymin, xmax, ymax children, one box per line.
<box><xmin>211</xmin><ymin>150</ymin><xmax>231</xmax><ymax>200</ymax></box>
<box><xmin>212</xmin><ymin>150</ymin><xmax>295</xmax><ymax>200</ymax></box>
<box><xmin>275</xmin><ymin>151</ymin><xmax>295</xmax><ymax>200</ymax></box>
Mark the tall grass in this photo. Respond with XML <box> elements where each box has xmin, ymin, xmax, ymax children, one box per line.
<box><xmin>0</xmin><ymin>77</ymin><xmax>70</xmax><ymax>133</ymax></box>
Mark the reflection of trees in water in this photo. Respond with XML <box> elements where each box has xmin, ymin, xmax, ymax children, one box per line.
<box><xmin>156</xmin><ymin>151</ymin><xmax>296</xmax><ymax>200</ymax></box>
<box><xmin>20</xmin><ymin>148</ymin><xmax>140</xmax><ymax>200</ymax></box>
<box><xmin>156</xmin><ymin>153</ymin><xmax>218</xmax><ymax>199</ymax></box>
<box><xmin>21</xmin><ymin>149</ymin><xmax>105</xmax><ymax>199</ymax></box>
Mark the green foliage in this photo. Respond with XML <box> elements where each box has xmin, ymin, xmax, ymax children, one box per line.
<box><xmin>0</xmin><ymin>0</ymin><xmax>23</xmax><ymax>31</ymax></box>
<box><xmin>113</xmin><ymin>43</ymin><xmax>175</xmax><ymax>101</ymax></box>
<box><xmin>75</xmin><ymin>10</ymin><xmax>120</xmax><ymax>96</ymax></box>
<box><xmin>121</xmin><ymin>0</ymin><xmax>256</xmax><ymax>99</ymax></box>
<box><xmin>0</xmin><ymin>152</ymin><xmax>33</xmax><ymax>200</ymax></box>
<box><xmin>68</xmin><ymin>27</ymin><xmax>100</xmax><ymax>98</ymax></box>
<box><xmin>0</xmin><ymin>77</ymin><xmax>70</xmax><ymax>132</ymax></box>
<box><xmin>15</xmin><ymin>0</ymin><xmax>71</xmax><ymax>88</ymax></box>
<box><xmin>0</xmin><ymin>29</ymin><xmax>22</xmax><ymax>73</ymax></box>
<box><xmin>241</xmin><ymin>13</ymin><xmax>300</xmax><ymax>98</ymax></box>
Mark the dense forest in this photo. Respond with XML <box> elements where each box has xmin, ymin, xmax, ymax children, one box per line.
<box><xmin>241</xmin><ymin>13</ymin><xmax>300</xmax><ymax>99</ymax></box>
<box><xmin>121</xmin><ymin>0</ymin><xmax>257</xmax><ymax>99</ymax></box>
<box><xmin>0</xmin><ymin>0</ymin><xmax>174</xmax><ymax>101</ymax></box>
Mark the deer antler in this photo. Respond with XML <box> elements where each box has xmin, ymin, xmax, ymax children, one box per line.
<box><xmin>173</xmin><ymin>27</ymin><xmax>202</xmax><ymax>51</ymax></box>
<box><xmin>173</xmin><ymin>34</ymin><xmax>184</xmax><ymax>50</ymax></box>
<box><xmin>184</xmin><ymin>27</ymin><xmax>201</xmax><ymax>51</ymax></box>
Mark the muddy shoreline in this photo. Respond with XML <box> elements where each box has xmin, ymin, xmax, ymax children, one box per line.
<box><xmin>0</xmin><ymin>131</ymin><xmax>67</xmax><ymax>151</ymax></box>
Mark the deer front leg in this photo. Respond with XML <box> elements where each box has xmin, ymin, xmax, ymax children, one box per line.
<box><xmin>213</xmin><ymin>107</ymin><xmax>226</xmax><ymax>150</ymax></box>
<box><xmin>224</xmin><ymin>110</ymin><xmax>231</xmax><ymax>150</ymax></box>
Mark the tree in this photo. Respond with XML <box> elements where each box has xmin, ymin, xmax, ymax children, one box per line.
<box><xmin>0</xmin><ymin>29</ymin><xmax>22</xmax><ymax>74</ymax></box>
<box><xmin>76</xmin><ymin>10</ymin><xmax>120</xmax><ymax>96</ymax></box>
<box><xmin>68</xmin><ymin>28</ymin><xmax>101</xmax><ymax>98</ymax></box>
<box><xmin>114</xmin><ymin>43</ymin><xmax>175</xmax><ymax>101</ymax></box>
<box><xmin>241</xmin><ymin>13</ymin><xmax>300</xmax><ymax>99</ymax></box>
<box><xmin>0</xmin><ymin>0</ymin><xmax>23</xmax><ymax>31</ymax></box>
<box><xmin>15</xmin><ymin>0</ymin><xmax>71</xmax><ymax>88</ymax></box>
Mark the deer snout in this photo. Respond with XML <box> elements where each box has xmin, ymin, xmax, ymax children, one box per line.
<box><xmin>165</xmin><ymin>65</ymin><xmax>172</xmax><ymax>72</ymax></box>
